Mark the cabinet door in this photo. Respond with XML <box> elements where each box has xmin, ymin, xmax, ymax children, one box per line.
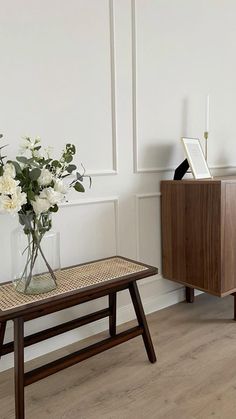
<box><xmin>222</xmin><ymin>183</ymin><xmax>236</xmax><ymax>294</ymax></box>
<box><xmin>162</xmin><ymin>181</ymin><xmax>221</xmax><ymax>295</ymax></box>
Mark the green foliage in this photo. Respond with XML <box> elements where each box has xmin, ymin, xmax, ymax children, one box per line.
<box><xmin>50</xmin><ymin>204</ymin><xmax>59</xmax><ymax>212</ymax></box>
<box><xmin>66</xmin><ymin>164</ymin><xmax>77</xmax><ymax>174</ymax></box>
<box><xmin>0</xmin><ymin>136</ymin><xmax>91</xmax><ymax>224</ymax></box>
<box><xmin>73</xmin><ymin>181</ymin><xmax>85</xmax><ymax>192</ymax></box>
<box><xmin>29</xmin><ymin>168</ymin><xmax>41</xmax><ymax>181</ymax></box>
<box><xmin>16</xmin><ymin>156</ymin><xmax>28</xmax><ymax>164</ymax></box>
<box><xmin>0</xmin><ymin>134</ymin><xmax>7</xmax><ymax>167</ymax></box>
<box><xmin>10</xmin><ymin>161</ymin><xmax>22</xmax><ymax>174</ymax></box>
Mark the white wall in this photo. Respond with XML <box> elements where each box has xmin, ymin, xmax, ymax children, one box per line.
<box><xmin>1</xmin><ymin>0</ymin><xmax>236</xmax><ymax>371</ymax></box>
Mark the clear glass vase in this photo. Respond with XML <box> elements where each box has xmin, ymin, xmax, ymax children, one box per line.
<box><xmin>11</xmin><ymin>212</ymin><xmax>60</xmax><ymax>295</ymax></box>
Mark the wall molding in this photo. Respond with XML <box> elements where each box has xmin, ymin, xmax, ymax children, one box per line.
<box><xmin>60</xmin><ymin>196</ymin><xmax>120</xmax><ymax>253</ymax></box>
<box><xmin>87</xmin><ymin>0</ymin><xmax>118</xmax><ymax>177</ymax></box>
<box><xmin>135</xmin><ymin>192</ymin><xmax>161</xmax><ymax>261</ymax></box>
<box><xmin>131</xmin><ymin>0</ymin><xmax>236</xmax><ymax>174</ymax></box>
<box><xmin>134</xmin><ymin>164</ymin><xmax>236</xmax><ymax>174</ymax></box>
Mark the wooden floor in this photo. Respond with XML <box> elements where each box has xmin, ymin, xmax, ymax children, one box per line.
<box><xmin>1</xmin><ymin>293</ymin><xmax>236</xmax><ymax>419</ymax></box>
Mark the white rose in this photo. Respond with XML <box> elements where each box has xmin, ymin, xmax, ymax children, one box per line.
<box><xmin>54</xmin><ymin>179</ymin><xmax>67</xmax><ymax>194</ymax></box>
<box><xmin>20</xmin><ymin>136</ymin><xmax>41</xmax><ymax>152</ymax></box>
<box><xmin>31</xmin><ymin>196</ymin><xmax>51</xmax><ymax>216</ymax></box>
<box><xmin>32</xmin><ymin>149</ymin><xmax>42</xmax><ymax>159</ymax></box>
<box><xmin>4</xmin><ymin>163</ymin><xmax>16</xmax><ymax>178</ymax></box>
<box><xmin>0</xmin><ymin>174</ymin><xmax>19</xmax><ymax>195</ymax></box>
<box><xmin>40</xmin><ymin>187</ymin><xmax>64</xmax><ymax>206</ymax></box>
<box><xmin>38</xmin><ymin>168</ymin><xmax>53</xmax><ymax>186</ymax></box>
<box><xmin>0</xmin><ymin>187</ymin><xmax>27</xmax><ymax>214</ymax></box>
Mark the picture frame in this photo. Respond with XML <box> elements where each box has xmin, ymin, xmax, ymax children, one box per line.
<box><xmin>181</xmin><ymin>137</ymin><xmax>212</xmax><ymax>179</ymax></box>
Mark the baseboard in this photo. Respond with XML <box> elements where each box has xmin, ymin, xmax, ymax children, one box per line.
<box><xmin>0</xmin><ymin>283</ymin><xmax>201</xmax><ymax>372</ymax></box>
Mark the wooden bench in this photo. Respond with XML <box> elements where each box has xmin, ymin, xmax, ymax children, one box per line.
<box><xmin>0</xmin><ymin>256</ymin><xmax>158</xmax><ymax>419</ymax></box>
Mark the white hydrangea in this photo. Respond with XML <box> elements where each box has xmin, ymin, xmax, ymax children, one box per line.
<box><xmin>38</xmin><ymin>168</ymin><xmax>53</xmax><ymax>186</ymax></box>
<box><xmin>31</xmin><ymin>196</ymin><xmax>51</xmax><ymax>216</ymax></box>
<box><xmin>0</xmin><ymin>174</ymin><xmax>19</xmax><ymax>195</ymax></box>
<box><xmin>4</xmin><ymin>163</ymin><xmax>16</xmax><ymax>178</ymax></box>
<box><xmin>0</xmin><ymin>187</ymin><xmax>27</xmax><ymax>214</ymax></box>
<box><xmin>40</xmin><ymin>187</ymin><xmax>64</xmax><ymax>206</ymax></box>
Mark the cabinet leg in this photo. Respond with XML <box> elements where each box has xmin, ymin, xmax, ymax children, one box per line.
<box><xmin>129</xmin><ymin>281</ymin><xmax>156</xmax><ymax>363</ymax></box>
<box><xmin>0</xmin><ymin>321</ymin><xmax>6</xmax><ymax>359</ymax></box>
<box><xmin>186</xmin><ymin>287</ymin><xmax>194</xmax><ymax>303</ymax></box>
<box><xmin>233</xmin><ymin>293</ymin><xmax>236</xmax><ymax>321</ymax></box>
<box><xmin>109</xmin><ymin>293</ymin><xmax>116</xmax><ymax>337</ymax></box>
<box><xmin>14</xmin><ymin>318</ymin><xmax>25</xmax><ymax>419</ymax></box>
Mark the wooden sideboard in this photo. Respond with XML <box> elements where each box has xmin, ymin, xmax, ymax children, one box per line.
<box><xmin>161</xmin><ymin>177</ymin><xmax>236</xmax><ymax>316</ymax></box>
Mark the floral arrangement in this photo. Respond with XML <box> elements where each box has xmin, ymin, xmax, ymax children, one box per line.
<box><xmin>0</xmin><ymin>135</ymin><xmax>90</xmax><ymax>294</ymax></box>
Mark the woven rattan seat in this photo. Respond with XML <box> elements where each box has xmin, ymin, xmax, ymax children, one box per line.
<box><xmin>0</xmin><ymin>257</ymin><xmax>147</xmax><ymax>311</ymax></box>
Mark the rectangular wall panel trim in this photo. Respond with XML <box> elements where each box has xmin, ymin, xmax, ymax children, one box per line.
<box><xmin>131</xmin><ymin>0</ymin><xmax>236</xmax><ymax>173</ymax></box>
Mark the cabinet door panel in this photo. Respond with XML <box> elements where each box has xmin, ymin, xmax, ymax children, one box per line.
<box><xmin>222</xmin><ymin>183</ymin><xmax>236</xmax><ymax>293</ymax></box>
<box><xmin>162</xmin><ymin>181</ymin><xmax>221</xmax><ymax>295</ymax></box>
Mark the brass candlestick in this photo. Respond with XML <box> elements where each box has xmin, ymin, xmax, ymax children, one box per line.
<box><xmin>204</xmin><ymin>131</ymin><xmax>208</xmax><ymax>161</ymax></box>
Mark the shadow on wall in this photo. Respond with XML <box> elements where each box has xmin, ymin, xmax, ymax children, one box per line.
<box><xmin>140</xmin><ymin>97</ymin><xmax>190</xmax><ymax>171</ymax></box>
<box><xmin>142</xmin><ymin>141</ymin><xmax>181</xmax><ymax>171</ymax></box>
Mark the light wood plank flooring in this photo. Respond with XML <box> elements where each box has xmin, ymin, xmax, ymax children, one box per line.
<box><xmin>1</xmin><ymin>293</ymin><xmax>236</xmax><ymax>419</ymax></box>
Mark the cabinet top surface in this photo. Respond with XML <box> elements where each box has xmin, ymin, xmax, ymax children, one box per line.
<box><xmin>161</xmin><ymin>176</ymin><xmax>236</xmax><ymax>184</ymax></box>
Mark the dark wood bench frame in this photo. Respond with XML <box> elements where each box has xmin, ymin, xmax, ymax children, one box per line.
<box><xmin>0</xmin><ymin>257</ymin><xmax>158</xmax><ymax>419</ymax></box>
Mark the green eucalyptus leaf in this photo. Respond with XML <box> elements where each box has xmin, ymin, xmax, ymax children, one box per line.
<box><xmin>66</xmin><ymin>164</ymin><xmax>76</xmax><ymax>174</ymax></box>
<box><xmin>65</xmin><ymin>154</ymin><xmax>73</xmax><ymax>163</ymax></box>
<box><xmin>29</xmin><ymin>168</ymin><xmax>41</xmax><ymax>181</ymax></box>
<box><xmin>10</xmin><ymin>161</ymin><xmax>22</xmax><ymax>174</ymax></box>
<box><xmin>74</xmin><ymin>181</ymin><xmax>85</xmax><ymax>193</ymax></box>
<box><xmin>52</xmin><ymin>160</ymin><xmax>61</xmax><ymax>168</ymax></box>
<box><xmin>50</xmin><ymin>204</ymin><xmax>59</xmax><ymax>212</ymax></box>
<box><xmin>16</xmin><ymin>156</ymin><xmax>28</xmax><ymax>164</ymax></box>
<box><xmin>76</xmin><ymin>172</ymin><xmax>84</xmax><ymax>181</ymax></box>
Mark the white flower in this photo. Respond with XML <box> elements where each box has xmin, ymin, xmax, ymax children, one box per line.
<box><xmin>31</xmin><ymin>196</ymin><xmax>51</xmax><ymax>215</ymax></box>
<box><xmin>44</xmin><ymin>146</ymin><xmax>53</xmax><ymax>158</ymax></box>
<box><xmin>32</xmin><ymin>149</ymin><xmax>42</xmax><ymax>159</ymax></box>
<box><xmin>0</xmin><ymin>174</ymin><xmax>19</xmax><ymax>195</ymax></box>
<box><xmin>20</xmin><ymin>136</ymin><xmax>41</xmax><ymax>153</ymax></box>
<box><xmin>54</xmin><ymin>179</ymin><xmax>67</xmax><ymax>194</ymax></box>
<box><xmin>0</xmin><ymin>187</ymin><xmax>27</xmax><ymax>214</ymax></box>
<box><xmin>40</xmin><ymin>187</ymin><xmax>64</xmax><ymax>206</ymax></box>
<box><xmin>4</xmin><ymin>163</ymin><xmax>16</xmax><ymax>178</ymax></box>
<box><xmin>38</xmin><ymin>168</ymin><xmax>53</xmax><ymax>186</ymax></box>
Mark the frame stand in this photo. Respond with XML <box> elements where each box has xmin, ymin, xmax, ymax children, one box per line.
<box><xmin>173</xmin><ymin>158</ymin><xmax>190</xmax><ymax>180</ymax></box>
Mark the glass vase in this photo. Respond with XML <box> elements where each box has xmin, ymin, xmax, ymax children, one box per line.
<box><xmin>11</xmin><ymin>212</ymin><xmax>60</xmax><ymax>295</ymax></box>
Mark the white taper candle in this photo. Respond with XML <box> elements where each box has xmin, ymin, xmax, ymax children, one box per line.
<box><xmin>206</xmin><ymin>94</ymin><xmax>210</xmax><ymax>133</ymax></box>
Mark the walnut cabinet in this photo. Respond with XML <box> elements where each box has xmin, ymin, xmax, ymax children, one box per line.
<box><xmin>161</xmin><ymin>178</ymin><xmax>236</xmax><ymax>298</ymax></box>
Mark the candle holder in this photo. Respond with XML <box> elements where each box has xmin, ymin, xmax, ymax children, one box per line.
<box><xmin>204</xmin><ymin>131</ymin><xmax>208</xmax><ymax>162</ymax></box>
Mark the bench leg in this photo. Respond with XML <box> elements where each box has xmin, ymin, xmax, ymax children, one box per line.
<box><xmin>186</xmin><ymin>286</ymin><xmax>194</xmax><ymax>303</ymax></box>
<box><xmin>0</xmin><ymin>321</ymin><xmax>6</xmax><ymax>360</ymax></box>
<box><xmin>129</xmin><ymin>281</ymin><xmax>156</xmax><ymax>363</ymax></box>
<box><xmin>14</xmin><ymin>318</ymin><xmax>25</xmax><ymax>419</ymax></box>
<box><xmin>109</xmin><ymin>293</ymin><xmax>116</xmax><ymax>337</ymax></box>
